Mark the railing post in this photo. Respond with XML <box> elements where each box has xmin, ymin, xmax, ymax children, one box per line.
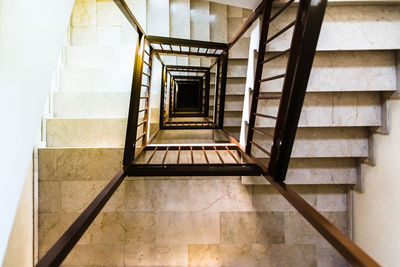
<box><xmin>213</xmin><ymin>58</ymin><xmax>221</xmax><ymax>125</ymax></box>
<box><xmin>123</xmin><ymin>33</ymin><xmax>145</xmax><ymax>166</ymax></box>
<box><xmin>159</xmin><ymin>65</ymin><xmax>166</xmax><ymax>129</ymax></box>
<box><xmin>245</xmin><ymin>0</ymin><xmax>273</xmax><ymax>154</ymax></box>
<box><xmin>141</xmin><ymin>47</ymin><xmax>153</xmax><ymax>147</ymax></box>
<box><xmin>218</xmin><ymin>51</ymin><xmax>229</xmax><ymax>128</ymax></box>
<box><xmin>205</xmin><ymin>70</ymin><xmax>210</xmax><ymax>117</ymax></box>
<box><xmin>268</xmin><ymin>0</ymin><xmax>327</xmax><ymax>181</ymax></box>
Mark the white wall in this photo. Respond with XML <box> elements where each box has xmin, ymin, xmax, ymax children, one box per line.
<box><xmin>0</xmin><ymin>0</ymin><xmax>75</xmax><ymax>264</ymax></box>
<box><xmin>353</xmin><ymin>53</ymin><xmax>400</xmax><ymax>266</ymax></box>
<box><xmin>2</xmin><ymin>162</ymin><xmax>33</xmax><ymax>267</ymax></box>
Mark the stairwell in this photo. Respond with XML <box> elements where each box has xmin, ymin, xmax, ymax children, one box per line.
<box><xmin>37</xmin><ymin>0</ymin><xmax>400</xmax><ymax>266</ymax></box>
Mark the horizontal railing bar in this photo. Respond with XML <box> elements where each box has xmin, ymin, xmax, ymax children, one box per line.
<box><xmin>145</xmin><ymin>144</ymin><xmax>237</xmax><ymax>149</ymax></box>
<box><xmin>136</xmin><ymin>133</ymin><xmax>146</xmax><ymax>142</ymax></box>
<box><xmin>141</xmin><ymin>84</ymin><xmax>149</xmax><ymax>87</ymax></box>
<box><xmin>137</xmin><ymin>120</ymin><xmax>147</xmax><ymax>127</ymax></box>
<box><xmin>138</xmin><ymin>108</ymin><xmax>147</xmax><ymax>113</ymax></box>
<box><xmin>133</xmin><ymin>163</ymin><xmax>255</xmax><ymax>167</ymax></box>
<box><xmin>254</xmin><ymin>113</ymin><xmax>277</xmax><ymax>120</ymax></box>
<box><xmin>261</xmin><ymin>48</ymin><xmax>290</xmax><ymax>64</ymax></box>
<box><xmin>144</xmin><ymin>50</ymin><xmax>150</xmax><ymax>56</ymax></box>
<box><xmin>253</xmin><ymin>127</ymin><xmax>274</xmax><ymax>138</ymax></box>
<box><xmin>155</xmin><ymin>50</ymin><xmax>220</xmax><ymax>58</ymax></box>
<box><xmin>113</xmin><ymin>0</ymin><xmax>145</xmax><ymax>34</ymax></box>
<box><xmin>143</xmin><ymin>61</ymin><xmax>151</xmax><ymax>67</ymax></box>
<box><xmin>259</xmin><ymin>73</ymin><xmax>285</xmax><ymax>83</ymax></box>
<box><xmin>227</xmin><ymin>0</ymin><xmax>265</xmax><ymax>49</ymax></box>
<box><xmin>142</xmin><ymin>72</ymin><xmax>150</xmax><ymax>77</ymax></box>
<box><xmin>264</xmin><ymin>20</ymin><xmax>296</xmax><ymax>45</ymax></box>
<box><xmin>147</xmin><ymin>35</ymin><xmax>228</xmax><ymax>50</ymax></box>
<box><xmin>250</xmin><ymin>140</ymin><xmax>271</xmax><ymax>157</ymax></box>
<box><xmin>268</xmin><ymin>0</ymin><xmax>295</xmax><ymax>23</ymax></box>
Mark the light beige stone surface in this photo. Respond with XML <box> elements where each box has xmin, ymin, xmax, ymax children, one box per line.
<box><xmin>170</xmin><ymin>0</ymin><xmax>190</xmax><ymax>39</ymax></box>
<box><xmin>65</xmin><ymin>45</ymin><xmax>135</xmax><ymax>68</ymax></box>
<box><xmin>243</xmin><ymin>158</ymin><xmax>358</xmax><ymax>185</ymax></box>
<box><xmin>190</xmin><ymin>0</ymin><xmax>210</xmax><ymax>41</ymax></box>
<box><xmin>223</xmin><ymin>92</ymin><xmax>381</xmax><ymax>127</ymax></box>
<box><xmin>264</xmin><ymin>6</ymin><xmax>400</xmax><ymax>51</ymax></box>
<box><xmin>146</xmin><ymin>0</ymin><xmax>169</xmax><ymax>36</ymax></box>
<box><xmin>251</xmin><ymin>127</ymin><xmax>369</xmax><ymax>158</ymax></box>
<box><xmin>46</xmin><ymin>118</ymin><xmax>127</xmax><ymax>147</ymax></box>
<box><xmin>189</xmin><ymin>244</ymin><xmax>253</xmax><ymax>267</ymax></box>
<box><xmin>60</xmin><ymin>67</ymin><xmax>132</xmax><ymax>92</ymax></box>
<box><xmin>38</xmin><ymin>148</ymin><xmax>122</xmax><ymax>181</ymax></box>
<box><xmin>220</xmin><ymin>212</ymin><xmax>285</xmax><ymax>244</ymax></box>
<box><xmin>156</xmin><ymin>212</ymin><xmax>220</xmax><ymax>244</ymax></box>
<box><xmin>54</xmin><ymin>92</ymin><xmax>130</xmax><ymax>118</ymax></box>
<box><xmin>210</xmin><ymin>2</ymin><xmax>227</xmax><ymax>43</ymax></box>
<box><xmin>71</xmin><ymin>0</ymin><xmax>96</xmax><ymax>27</ymax></box>
<box><xmin>125</xmin><ymin>244</ymin><xmax>188</xmax><ymax>266</ymax></box>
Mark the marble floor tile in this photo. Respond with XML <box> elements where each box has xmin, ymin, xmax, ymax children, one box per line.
<box><xmin>125</xmin><ymin>244</ymin><xmax>188</xmax><ymax>266</ymax></box>
<box><xmin>220</xmin><ymin>212</ymin><xmax>285</xmax><ymax>244</ymax></box>
<box><xmin>62</xmin><ymin>243</ymin><xmax>124</xmax><ymax>266</ymax></box>
<box><xmin>156</xmin><ymin>212</ymin><xmax>220</xmax><ymax>244</ymax></box>
<box><xmin>188</xmin><ymin>244</ymin><xmax>252</xmax><ymax>267</ymax></box>
<box><xmin>252</xmin><ymin>244</ymin><xmax>317</xmax><ymax>267</ymax></box>
<box><xmin>188</xmin><ymin>179</ymin><xmax>253</xmax><ymax>212</ymax></box>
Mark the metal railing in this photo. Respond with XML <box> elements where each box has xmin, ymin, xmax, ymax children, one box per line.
<box><xmin>36</xmin><ymin>0</ymin><xmax>381</xmax><ymax>266</ymax></box>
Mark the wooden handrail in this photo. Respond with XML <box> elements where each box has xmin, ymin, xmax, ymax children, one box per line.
<box><xmin>227</xmin><ymin>0</ymin><xmax>266</xmax><ymax>49</ymax></box>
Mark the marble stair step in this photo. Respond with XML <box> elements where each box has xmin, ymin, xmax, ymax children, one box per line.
<box><xmin>53</xmin><ymin>92</ymin><xmax>130</xmax><ymax>118</ymax></box>
<box><xmin>46</xmin><ymin>117</ymin><xmax>369</xmax><ymax>158</ymax></box>
<box><xmin>38</xmin><ymin>147</ymin><xmax>357</xmax><ymax>184</ymax></box>
<box><xmin>169</xmin><ymin>0</ymin><xmax>191</xmax><ymax>39</ymax></box>
<box><xmin>216</xmin><ymin>91</ymin><xmax>382</xmax><ymax>128</ymax></box>
<box><xmin>258</xmin><ymin>5</ymin><xmax>400</xmax><ymax>51</ymax></box>
<box><xmin>249</xmin><ymin>127</ymin><xmax>369</xmax><ymax>158</ymax></box>
<box><xmin>64</xmin><ymin>45</ymin><xmax>136</xmax><ymax>68</ymax></box>
<box><xmin>211</xmin><ymin>50</ymin><xmax>397</xmax><ymax>93</ymax></box>
<box><xmin>242</xmin><ymin>158</ymin><xmax>357</xmax><ymax>185</ymax></box>
<box><xmin>46</xmin><ymin>118</ymin><xmax>127</xmax><ymax>147</ymax></box>
<box><xmin>59</xmin><ymin>67</ymin><xmax>136</xmax><ymax>92</ymax></box>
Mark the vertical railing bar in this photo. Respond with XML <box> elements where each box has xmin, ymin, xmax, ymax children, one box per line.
<box><xmin>141</xmin><ymin>47</ymin><xmax>153</xmax><ymax>147</ymax></box>
<box><xmin>123</xmin><ymin>33</ymin><xmax>146</xmax><ymax>166</ymax></box>
<box><xmin>268</xmin><ymin>0</ymin><xmax>327</xmax><ymax>181</ymax></box>
<box><xmin>177</xmin><ymin>146</ymin><xmax>181</xmax><ymax>164</ymax></box>
<box><xmin>202</xmin><ymin>146</ymin><xmax>209</xmax><ymax>164</ymax></box>
<box><xmin>161</xmin><ymin>147</ymin><xmax>169</xmax><ymax>164</ymax></box>
<box><xmin>218</xmin><ymin>52</ymin><xmax>228</xmax><ymax>128</ymax></box>
<box><xmin>214</xmin><ymin>146</ymin><xmax>224</xmax><ymax>164</ymax></box>
<box><xmin>245</xmin><ymin>1</ymin><xmax>273</xmax><ymax>154</ymax></box>
<box><xmin>146</xmin><ymin>146</ymin><xmax>158</xmax><ymax>164</ymax></box>
<box><xmin>225</xmin><ymin>146</ymin><xmax>239</xmax><ymax>163</ymax></box>
<box><xmin>190</xmin><ymin>146</ymin><xmax>194</xmax><ymax>164</ymax></box>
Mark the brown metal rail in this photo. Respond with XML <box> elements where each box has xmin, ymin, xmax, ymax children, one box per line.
<box><xmin>36</xmin><ymin>0</ymin><xmax>381</xmax><ymax>266</ymax></box>
<box><xmin>127</xmin><ymin>144</ymin><xmax>261</xmax><ymax>176</ymax></box>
